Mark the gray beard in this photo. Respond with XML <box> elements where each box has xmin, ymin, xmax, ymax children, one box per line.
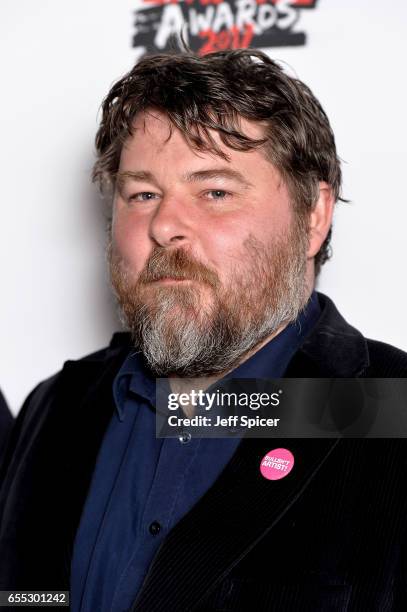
<box><xmin>110</xmin><ymin>231</ymin><xmax>309</xmax><ymax>378</ymax></box>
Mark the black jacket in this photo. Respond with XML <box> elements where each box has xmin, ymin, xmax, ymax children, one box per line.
<box><xmin>1</xmin><ymin>293</ymin><xmax>407</xmax><ymax>611</ymax></box>
<box><xmin>0</xmin><ymin>389</ymin><xmax>13</xmax><ymax>463</ymax></box>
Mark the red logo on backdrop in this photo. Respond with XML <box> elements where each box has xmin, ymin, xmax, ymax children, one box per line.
<box><xmin>132</xmin><ymin>0</ymin><xmax>318</xmax><ymax>56</ymax></box>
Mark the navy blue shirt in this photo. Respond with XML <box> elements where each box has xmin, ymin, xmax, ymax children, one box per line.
<box><xmin>71</xmin><ymin>292</ymin><xmax>321</xmax><ymax>612</ymax></box>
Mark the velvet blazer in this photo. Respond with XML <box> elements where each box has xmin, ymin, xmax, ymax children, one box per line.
<box><xmin>1</xmin><ymin>293</ymin><xmax>407</xmax><ymax>611</ymax></box>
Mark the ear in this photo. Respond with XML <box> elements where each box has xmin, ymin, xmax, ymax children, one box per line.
<box><xmin>307</xmin><ymin>181</ymin><xmax>335</xmax><ymax>259</ymax></box>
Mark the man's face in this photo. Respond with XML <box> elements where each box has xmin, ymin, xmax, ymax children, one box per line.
<box><xmin>110</xmin><ymin>110</ymin><xmax>309</xmax><ymax>376</ymax></box>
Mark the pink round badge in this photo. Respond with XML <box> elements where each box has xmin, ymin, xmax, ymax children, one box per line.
<box><xmin>260</xmin><ymin>448</ymin><xmax>295</xmax><ymax>481</ymax></box>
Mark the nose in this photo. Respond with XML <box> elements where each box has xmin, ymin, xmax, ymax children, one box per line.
<box><xmin>149</xmin><ymin>195</ymin><xmax>192</xmax><ymax>248</ymax></box>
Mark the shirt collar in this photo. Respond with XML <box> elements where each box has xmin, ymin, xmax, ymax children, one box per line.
<box><xmin>113</xmin><ymin>351</ymin><xmax>156</xmax><ymax>421</ymax></box>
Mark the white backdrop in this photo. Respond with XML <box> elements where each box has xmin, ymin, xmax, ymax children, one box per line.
<box><xmin>1</xmin><ymin>1</ymin><xmax>406</xmax><ymax>415</ymax></box>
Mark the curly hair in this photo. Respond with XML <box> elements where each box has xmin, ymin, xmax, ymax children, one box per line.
<box><xmin>93</xmin><ymin>49</ymin><xmax>343</xmax><ymax>274</ymax></box>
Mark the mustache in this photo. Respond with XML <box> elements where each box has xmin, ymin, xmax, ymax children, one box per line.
<box><xmin>136</xmin><ymin>247</ymin><xmax>220</xmax><ymax>288</ymax></box>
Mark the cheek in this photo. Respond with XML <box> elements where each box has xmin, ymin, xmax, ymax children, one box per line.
<box><xmin>201</xmin><ymin>209</ymin><xmax>291</xmax><ymax>280</ymax></box>
<box><xmin>112</xmin><ymin>214</ymin><xmax>151</xmax><ymax>274</ymax></box>
<box><xmin>201</xmin><ymin>220</ymin><xmax>251</xmax><ymax>278</ymax></box>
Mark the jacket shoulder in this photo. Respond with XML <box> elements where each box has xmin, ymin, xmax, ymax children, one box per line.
<box><xmin>61</xmin><ymin>332</ymin><xmax>132</xmax><ymax>366</ymax></box>
<box><xmin>289</xmin><ymin>294</ymin><xmax>407</xmax><ymax>378</ymax></box>
<box><xmin>21</xmin><ymin>332</ymin><xmax>131</xmax><ymax>413</ymax></box>
<box><xmin>0</xmin><ymin>333</ymin><xmax>131</xmax><ymax>484</ymax></box>
<box><xmin>19</xmin><ymin>332</ymin><xmax>130</xmax><ymax>418</ymax></box>
<box><xmin>365</xmin><ymin>338</ymin><xmax>407</xmax><ymax>376</ymax></box>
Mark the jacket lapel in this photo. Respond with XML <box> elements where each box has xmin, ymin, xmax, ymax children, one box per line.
<box><xmin>132</xmin><ymin>436</ymin><xmax>340</xmax><ymax>611</ymax></box>
<box><xmin>53</xmin><ymin>344</ymin><xmax>131</xmax><ymax>583</ymax></box>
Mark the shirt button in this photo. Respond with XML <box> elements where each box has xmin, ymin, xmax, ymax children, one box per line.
<box><xmin>149</xmin><ymin>521</ymin><xmax>161</xmax><ymax>536</ymax></box>
<box><xmin>179</xmin><ymin>432</ymin><xmax>192</xmax><ymax>444</ymax></box>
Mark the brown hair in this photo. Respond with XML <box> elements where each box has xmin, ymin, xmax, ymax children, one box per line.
<box><xmin>93</xmin><ymin>49</ymin><xmax>343</xmax><ymax>273</ymax></box>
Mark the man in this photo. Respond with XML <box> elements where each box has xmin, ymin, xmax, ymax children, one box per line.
<box><xmin>1</xmin><ymin>49</ymin><xmax>407</xmax><ymax>611</ymax></box>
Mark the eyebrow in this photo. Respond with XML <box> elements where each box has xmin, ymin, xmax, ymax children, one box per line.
<box><xmin>116</xmin><ymin>168</ymin><xmax>254</xmax><ymax>189</ymax></box>
<box><xmin>116</xmin><ymin>170</ymin><xmax>158</xmax><ymax>190</ymax></box>
<box><xmin>182</xmin><ymin>168</ymin><xmax>253</xmax><ymax>188</ymax></box>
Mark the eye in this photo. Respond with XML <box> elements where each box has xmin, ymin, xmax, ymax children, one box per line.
<box><xmin>205</xmin><ymin>190</ymin><xmax>230</xmax><ymax>200</ymax></box>
<box><xmin>128</xmin><ymin>192</ymin><xmax>158</xmax><ymax>202</ymax></box>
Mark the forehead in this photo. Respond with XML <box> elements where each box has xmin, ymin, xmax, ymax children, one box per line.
<box><xmin>133</xmin><ymin>108</ymin><xmax>265</xmax><ymax>137</ymax></box>
<box><xmin>124</xmin><ymin>109</ymin><xmax>266</xmax><ymax>159</ymax></box>
<box><xmin>119</xmin><ymin>109</ymin><xmax>282</xmax><ymax>187</ymax></box>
